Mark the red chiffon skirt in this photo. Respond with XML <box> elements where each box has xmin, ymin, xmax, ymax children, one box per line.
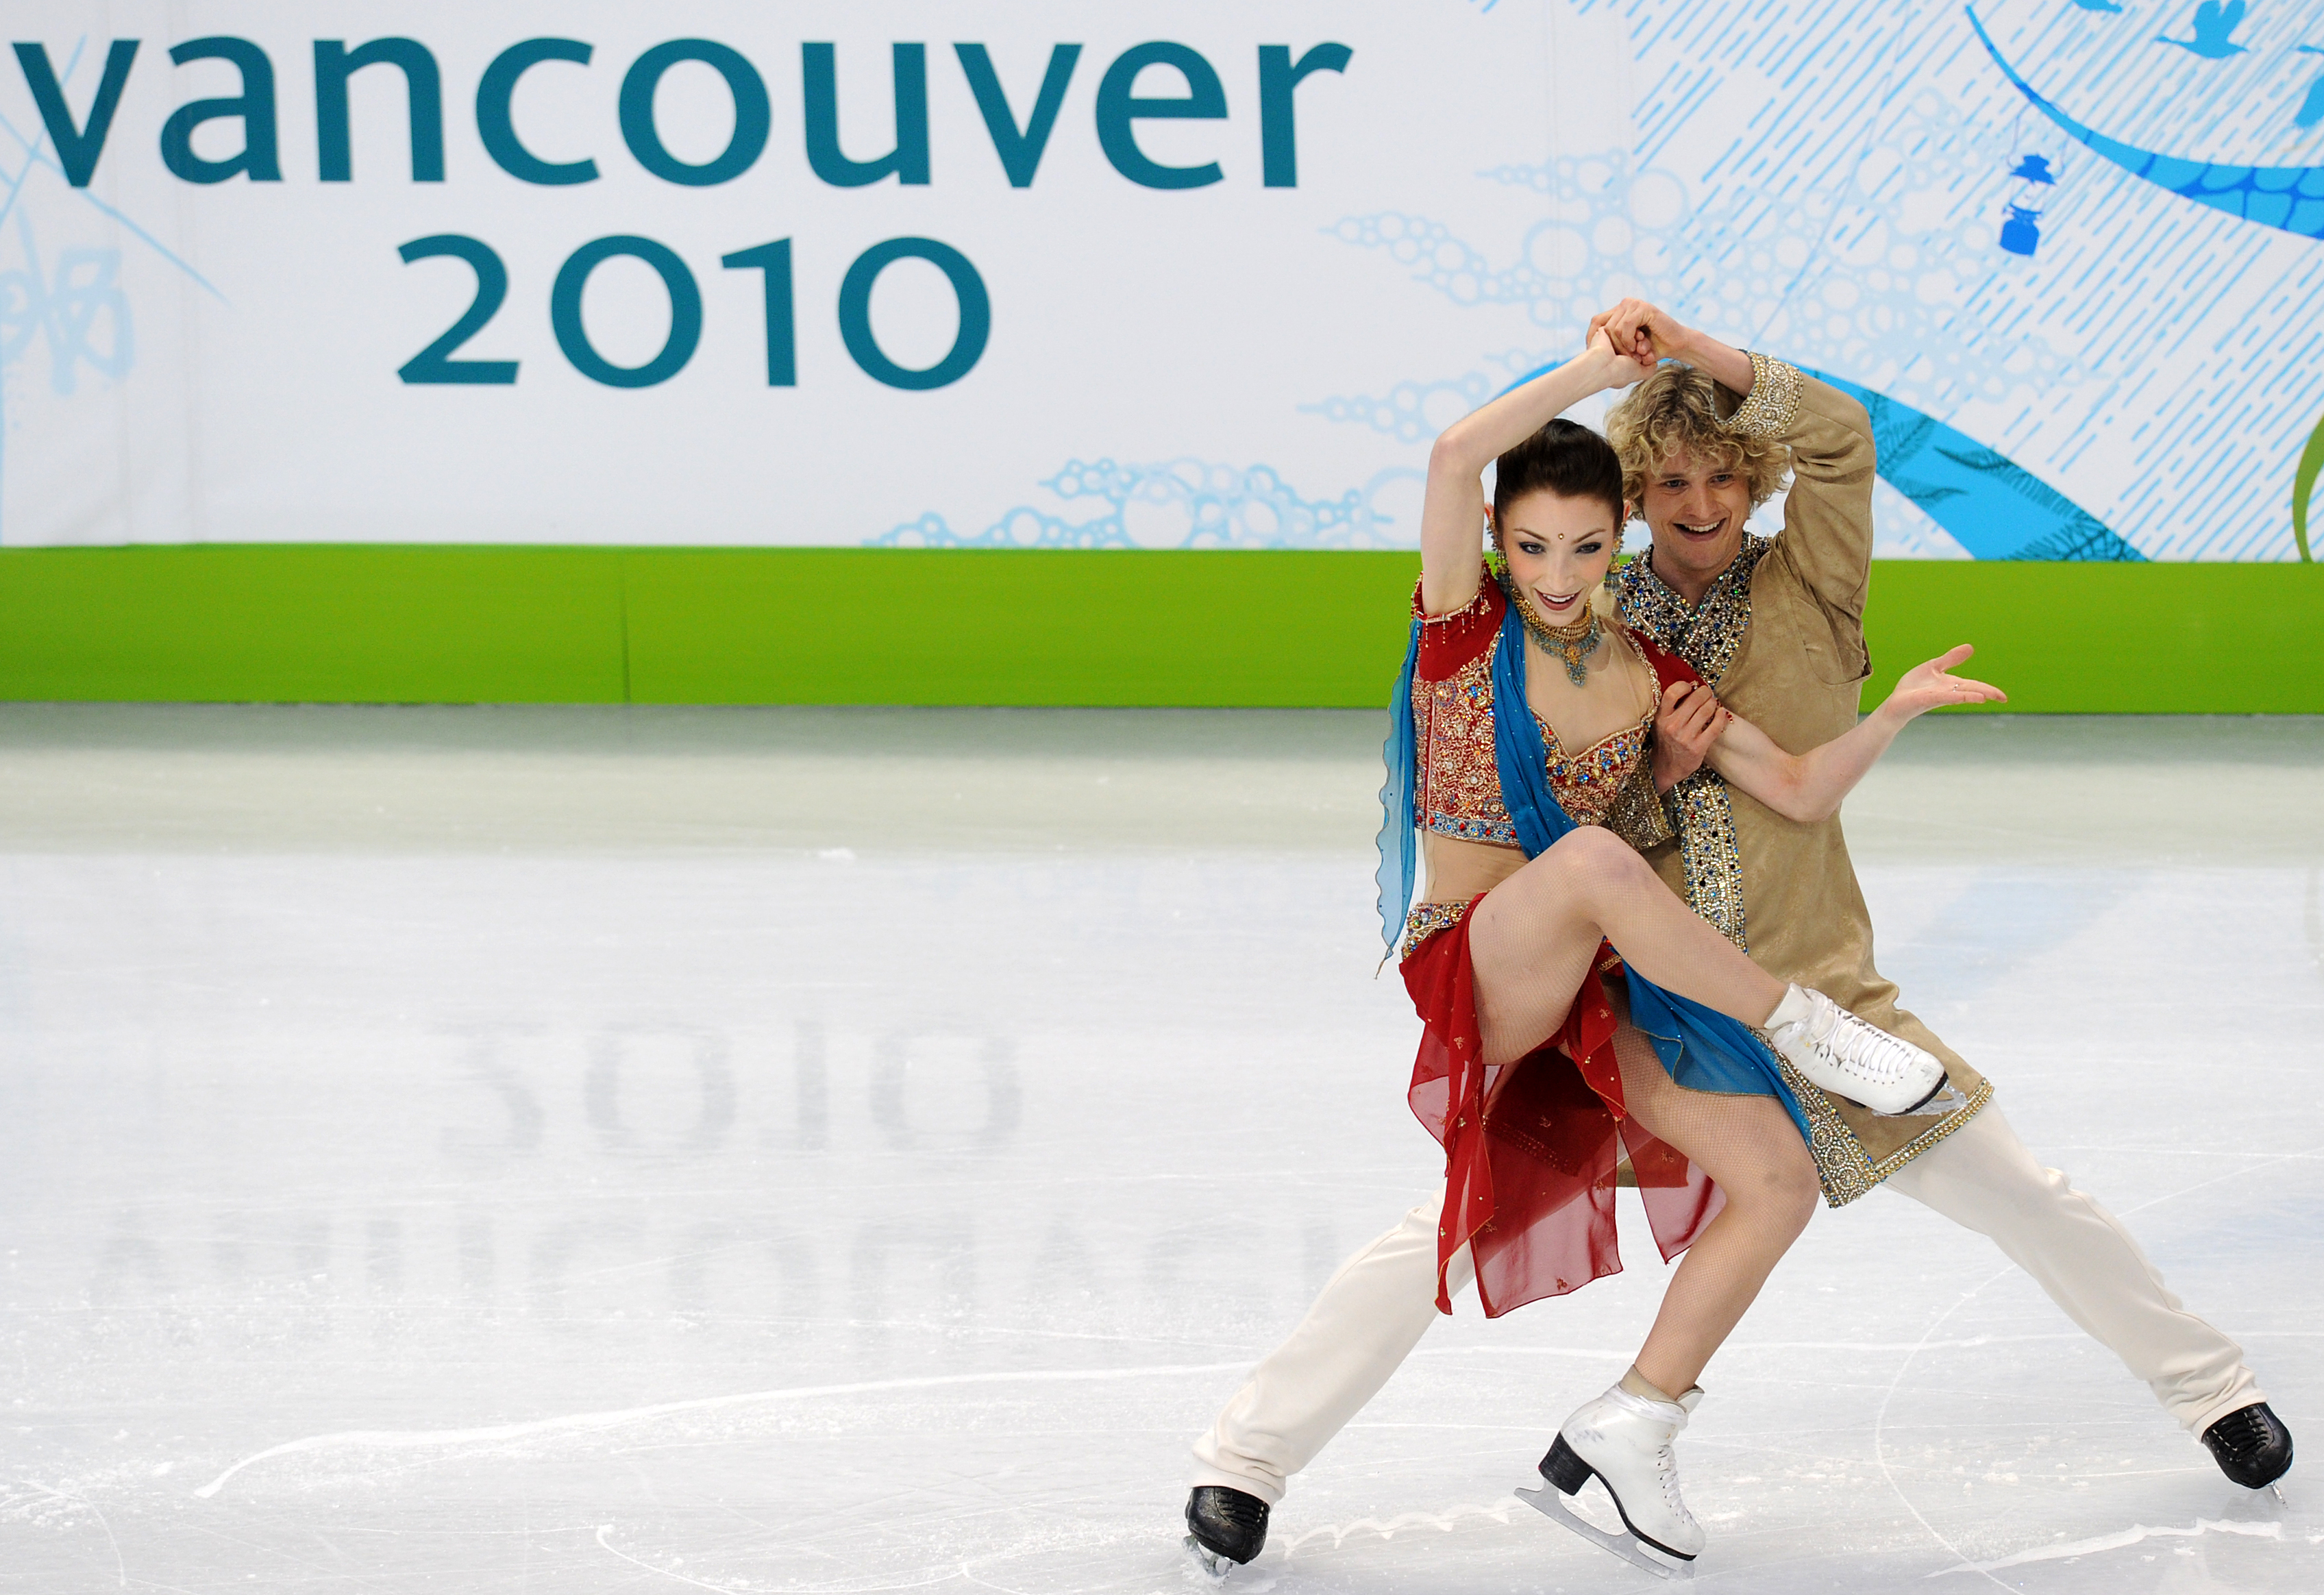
<box><xmin>1402</xmin><ymin>895</ymin><xmax>1724</xmax><ymax>1316</ymax></box>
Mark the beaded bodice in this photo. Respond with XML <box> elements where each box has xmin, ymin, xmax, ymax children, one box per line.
<box><xmin>1411</xmin><ymin>580</ymin><xmax>1655</xmax><ymax>846</ymax></box>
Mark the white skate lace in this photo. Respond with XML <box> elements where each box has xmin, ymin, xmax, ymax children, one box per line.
<box><xmin>1653</xmin><ymin>1443</ymin><xmax>1695</xmax><ymax>1524</ymax></box>
<box><xmin>1779</xmin><ymin>1002</ymin><xmax>1920</xmax><ymax>1090</ymax></box>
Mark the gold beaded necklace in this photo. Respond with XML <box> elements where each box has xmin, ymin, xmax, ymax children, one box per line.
<box><xmin>1498</xmin><ymin>567</ymin><xmax>1601</xmax><ymax>686</ymax></box>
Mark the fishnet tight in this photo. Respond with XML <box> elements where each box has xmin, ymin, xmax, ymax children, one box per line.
<box><xmin>1609</xmin><ymin>1005</ymin><xmax>1819</xmax><ymax>1394</ymax></box>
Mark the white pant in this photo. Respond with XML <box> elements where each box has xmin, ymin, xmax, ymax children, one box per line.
<box><xmin>1191</xmin><ymin>1104</ymin><xmax>2262</xmax><ymax>1505</ymax></box>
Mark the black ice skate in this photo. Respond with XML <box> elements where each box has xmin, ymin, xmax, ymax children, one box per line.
<box><xmin>1183</xmin><ymin>1485</ymin><xmax>1269</xmax><ymax>1577</ymax></box>
<box><xmin>2203</xmin><ymin>1402</ymin><xmax>2292</xmax><ymax>1498</ymax></box>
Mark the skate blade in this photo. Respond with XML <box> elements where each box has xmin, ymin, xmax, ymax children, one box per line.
<box><xmin>1839</xmin><ymin>1077</ymin><xmax>1964</xmax><ymax>1118</ymax></box>
<box><xmin>2273</xmin><ymin>1483</ymin><xmax>2289</xmax><ymax>1506</ymax></box>
<box><xmin>1182</xmin><ymin>1534</ymin><xmax>1235</xmax><ymax>1582</ymax></box>
<box><xmin>1900</xmin><ymin>1078</ymin><xmax>1968</xmax><ymax>1116</ymax></box>
<box><xmin>1516</xmin><ymin>1482</ymin><xmax>1692</xmax><ymax>1580</ymax></box>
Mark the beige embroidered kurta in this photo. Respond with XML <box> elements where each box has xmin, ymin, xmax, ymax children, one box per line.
<box><xmin>1614</xmin><ymin>359</ymin><xmax>1991</xmax><ymax>1205</ymax></box>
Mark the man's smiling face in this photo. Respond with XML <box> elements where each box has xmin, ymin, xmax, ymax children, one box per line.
<box><xmin>1639</xmin><ymin>446</ymin><xmax>1753</xmax><ymax>596</ymax></box>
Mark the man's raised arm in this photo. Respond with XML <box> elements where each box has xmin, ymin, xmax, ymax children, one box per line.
<box><xmin>1731</xmin><ymin>359</ymin><xmax>1878</xmax><ymax>626</ymax></box>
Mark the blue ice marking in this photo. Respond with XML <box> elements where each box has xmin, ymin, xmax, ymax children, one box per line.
<box><xmin>1801</xmin><ymin>368</ymin><xmax>2143</xmax><ymax>561</ymax></box>
<box><xmin>1967</xmin><ymin>5</ymin><xmax>2324</xmax><ymax>240</ymax></box>
<box><xmin>2068</xmin><ymin>0</ymin><xmax>2125</xmax><ymax>11</ymax></box>
<box><xmin>2155</xmin><ymin>0</ymin><xmax>2250</xmax><ymax>59</ymax></box>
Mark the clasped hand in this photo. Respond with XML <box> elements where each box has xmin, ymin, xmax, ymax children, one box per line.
<box><xmin>1651</xmin><ymin>680</ymin><xmax>1729</xmax><ymax>793</ymax></box>
<box><xmin>1587</xmin><ymin>297</ymin><xmax>1692</xmax><ymax>382</ymax></box>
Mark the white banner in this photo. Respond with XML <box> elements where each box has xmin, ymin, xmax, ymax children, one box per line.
<box><xmin>6</xmin><ymin>2</ymin><xmax>2322</xmax><ymax>558</ymax></box>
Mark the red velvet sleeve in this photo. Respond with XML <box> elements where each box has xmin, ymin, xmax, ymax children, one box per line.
<box><xmin>1413</xmin><ymin>569</ymin><xmax>1506</xmax><ymax>682</ymax></box>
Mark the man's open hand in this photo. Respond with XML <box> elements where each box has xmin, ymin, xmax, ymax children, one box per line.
<box><xmin>1881</xmin><ymin>644</ymin><xmax>2007</xmax><ymax>721</ymax></box>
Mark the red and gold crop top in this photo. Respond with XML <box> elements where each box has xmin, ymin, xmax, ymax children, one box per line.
<box><xmin>1412</xmin><ymin>574</ymin><xmax>1698</xmax><ymax>848</ymax></box>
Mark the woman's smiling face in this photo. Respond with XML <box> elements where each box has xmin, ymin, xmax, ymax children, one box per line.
<box><xmin>1497</xmin><ymin>489</ymin><xmax>1622</xmax><ymax>626</ymax></box>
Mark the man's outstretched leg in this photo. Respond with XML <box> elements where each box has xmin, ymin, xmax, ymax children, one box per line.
<box><xmin>1186</xmin><ymin>1194</ymin><xmax>1471</xmax><ymax>1569</ymax></box>
<box><xmin>1881</xmin><ymin>1104</ymin><xmax>2290</xmax><ymax>1490</ymax></box>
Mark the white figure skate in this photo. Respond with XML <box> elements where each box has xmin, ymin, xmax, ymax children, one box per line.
<box><xmin>1765</xmin><ymin>984</ymin><xmax>1949</xmax><ymax>1115</ymax></box>
<box><xmin>1517</xmin><ymin>1383</ymin><xmax>1703</xmax><ymax>1579</ymax></box>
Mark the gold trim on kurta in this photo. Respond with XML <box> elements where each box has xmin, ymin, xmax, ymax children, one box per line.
<box><xmin>1779</xmin><ymin>1063</ymin><xmax>1995</xmax><ymax>1208</ymax></box>
<box><xmin>1612</xmin><ymin>538</ymin><xmax>1771</xmax><ymax>952</ymax></box>
<box><xmin>1664</xmin><ymin>771</ymin><xmax>1748</xmax><ymax>950</ymax></box>
<box><xmin>1727</xmin><ymin>351</ymin><xmax>1804</xmax><ymax>438</ymax></box>
<box><xmin>1614</xmin><ymin>536</ymin><xmax>1772</xmax><ymax>690</ymax></box>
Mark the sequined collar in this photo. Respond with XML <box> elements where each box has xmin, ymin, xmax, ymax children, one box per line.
<box><xmin>1612</xmin><ymin>536</ymin><xmax>1772</xmax><ymax>689</ymax></box>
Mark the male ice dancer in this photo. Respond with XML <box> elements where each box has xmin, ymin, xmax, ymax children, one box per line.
<box><xmin>1592</xmin><ymin>297</ymin><xmax>2285</xmax><ymax>1496</ymax></box>
<box><xmin>1181</xmin><ymin>305</ymin><xmax>2288</xmax><ymax>1574</ymax></box>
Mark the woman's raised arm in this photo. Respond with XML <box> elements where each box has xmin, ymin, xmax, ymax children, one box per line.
<box><xmin>1418</xmin><ymin>330</ymin><xmax>1648</xmax><ymax>616</ymax></box>
<box><xmin>1695</xmin><ymin>646</ymin><xmax>2007</xmax><ymax>823</ymax></box>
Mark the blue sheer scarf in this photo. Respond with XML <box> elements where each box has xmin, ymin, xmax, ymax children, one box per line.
<box><xmin>1374</xmin><ymin>593</ymin><xmax>1807</xmax><ymax>1135</ymax></box>
<box><xmin>1374</xmin><ymin>615</ymin><xmax>1424</xmax><ymax>962</ymax></box>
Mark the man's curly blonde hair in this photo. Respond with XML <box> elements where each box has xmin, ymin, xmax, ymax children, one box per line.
<box><xmin>1605</xmin><ymin>362</ymin><xmax>1789</xmax><ymax>518</ymax></box>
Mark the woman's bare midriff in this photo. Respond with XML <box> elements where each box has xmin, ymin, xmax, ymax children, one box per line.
<box><xmin>1420</xmin><ymin>832</ymin><xmax>1530</xmax><ymax>908</ymax></box>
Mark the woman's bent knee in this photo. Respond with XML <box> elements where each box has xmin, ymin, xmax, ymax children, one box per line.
<box><xmin>1539</xmin><ymin>826</ymin><xmax>1648</xmax><ymax>901</ymax></box>
<box><xmin>1545</xmin><ymin>826</ymin><xmax>1631</xmax><ymax>867</ymax></box>
<box><xmin>1730</xmin><ymin>1143</ymin><xmax>1821</xmax><ymax>1237</ymax></box>
<box><xmin>1770</xmin><ymin>1152</ymin><xmax>1822</xmax><ymax>1235</ymax></box>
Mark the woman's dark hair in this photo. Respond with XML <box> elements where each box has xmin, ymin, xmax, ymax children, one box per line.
<box><xmin>1491</xmin><ymin>418</ymin><xmax>1625</xmax><ymax>539</ymax></box>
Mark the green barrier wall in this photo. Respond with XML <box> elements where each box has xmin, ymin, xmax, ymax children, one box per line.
<box><xmin>1</xmin><ymin>545</ymin><xmax>2316</xmax><ymax>711</ymax></box>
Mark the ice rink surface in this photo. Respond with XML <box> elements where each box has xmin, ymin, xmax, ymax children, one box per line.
<box><xmin>2</xmin><ymin>704</ymin><xmax>2319</xmax><ymax>1594</ymax></box>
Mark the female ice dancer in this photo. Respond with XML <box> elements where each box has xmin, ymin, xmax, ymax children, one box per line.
<box><xmin>1185</xmin><ymin>325</ymin><xmax>2003</xmax><ymax>1577</ymax></box>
